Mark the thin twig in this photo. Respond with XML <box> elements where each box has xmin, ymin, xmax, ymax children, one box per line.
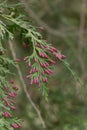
<box><xmin>78</xmin><ymin>0</ymin><xmax>86</xmax><ymax>79</ymax></box>
<box><xmin>75</xmin><ymin>0</ymin><xmax>86</xmax><ymax>100</ymax></box>
<box><xmin>9</xmin><ymin>40</ymin><xmax>46</xmax><ymax>128</ymax></box>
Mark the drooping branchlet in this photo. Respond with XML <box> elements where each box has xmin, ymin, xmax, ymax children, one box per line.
<box><xmin>24</xmin><ymin>42</ymin><xmax>66</xmax><ymax>88</ymax></box>
<box><xmin>2</xmin><ymin>80</ymin><xmax>22</xmax><ymax>129</ymax></box>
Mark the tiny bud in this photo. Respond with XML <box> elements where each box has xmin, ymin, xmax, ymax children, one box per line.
<box><xmin>62</xmin><ymin>55</ymin><xmax>66</xmax><ymax>59</ymax></box>
<box><xmin>2</xmin><ymin>50</ymin><xmax>5</xmax><ymax>55</ymax></box>
<box><xmin>55</xmin><ymin>53</ymin><xmax>66</xmax><ymax>60</ymax></box>
<box><xmin>35</xmin><ymin>42</ymin><xmax>38</xmax><ymax>46</ymax></box>
<box><xmin>35</xmin><ymin>67</ymin><xmax>38</xmax><ymax>72</ymax></box>
<box><xmin>10</xmin><ymin>79</ymin><xmax>14</xmax><ymax>84</ymax></box>
<box><xmin>23</xmin><ymin>56</ymin><xmax>28</xmax><ymax>61</ymax></box>
<box><xmin>39</xmin><ymin>26</ymin><xmax>45</xmax><ymax>31</ymax></box>
<box><xmin>34</xmin><ymin>58</ymin><xmax>38</xmax><ymax>62</ymax></box>
<box><xmin>45</xmin><ymin>62</ymin><xmax>49</xmax><ymax>67</ymax></box>
<box><xmin>26</xmin><ymin>75</ymin><xmax>30</xmax><ymax>79</ymax></box>
<box><xmin>3</xmin><ymin>98</ymin><xmax>7</xmax><ymax>101</ymax></box>
<box><xmin>34</xmin><ymin>78</ymin><xmax>37</xmax><ymax>83</ymax></box>
<box><xmin>16</xmin><ymin>58</ymin><xmax>21</xmax><ymax>62</ymax></box>
<box><xmin>30</xmin><ymin>79</ymin><xmax>33</xmax><ymax>85</ymax></box>
<box><xmin>42</xmin><ymin>70</ymin><xmax>45</xmax><ymax>75</ymax></box>
<box><xmin>22</xmin><ymin>42</ymin><xmax>27</xmax><ymax>48</ymax></box>
<box><xmin>5</xmin><ymin>101</ymin><xmax>10</xmax><ymax>107</ymax></box>
<box><xmin>38</xmin><ymin>82</ymin><xmax>40</xmax><ymax>87</ymax></box>
<box><xmin>29</xmin><ymin>69</ymin><xmax>33</xmax><ymax>74</ymax></box>
<box><xmin>2</xmin><ymin>112</ymin><xmax>12</xmax><ymax>118</ymax></box>
<box><xmin>8</xmin><ymin>92</ymin><xmax>17</xmax><ymax>98</ymax></box>
<box><xmin>11</xmin><ymin>99</ymin><xmax>15</xmax><ymax>104</ymax></box>
<box><xmin>28</xmin><ymin>62</ymin><xmax>31</xmax><ymax>67</ymax></box>
<box><xmin>11</xmin><ymin>123</ymin><xmax>19</xmax><ymax>128</ymax></box>
<box><xmin>42</xmin><ymin>77</ymin><xmax>48</xmax><ymax>82</ymax></box>
<box><xmin>49</xmin><ymin>59</ymin><xmax>55</xmax><ymax>64</ymax></box>
<box><xmin>4</xmin><ymin>86</ymin><xmax>10</xmax><ymax>92</ymax></box>
<box><xmin>12</xmin><ymin>85</ymin><xmax>18</xmax><ymax>91</ymax></box>
<box><xmin>11</xmin><ymin>106</ymin><xmax>16</xmax><ymax>110</ymax></box>
<box><xmin>40</xmin><ymin>45</ymin><xmax>45</xmax><ymax>49</ymax></box>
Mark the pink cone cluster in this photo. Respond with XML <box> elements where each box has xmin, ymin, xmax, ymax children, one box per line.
<box><xmin>2</xmin><ymin>79</ymin><xmax>22</xmax><ymax>129</ymax></box>
<box><xmin>1</xmin><ymin>50</ymin><xmax>5</xmax><ymax>55</ymax></box>
<box><xmin>23</xmin><ymin>42</ymin><xmax>66</xmax><ymax>87</ymax></box>
<box><xmin>2</xmin><ymin>112</ymin><xmax>12</xmax><ymax>117</ymax></box>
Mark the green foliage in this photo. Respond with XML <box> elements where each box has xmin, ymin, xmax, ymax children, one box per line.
<box><xmin>0</xmin><ymin>0</ymin><xmax>84</xmax><ymax>130</ymax></box>
<box><xmin>0</xmin><ymin>3</ymin><xmax>71</xmax><ymax>101</ymax></box>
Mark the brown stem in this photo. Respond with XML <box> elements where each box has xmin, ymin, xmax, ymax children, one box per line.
<box><xmin>75</xmin><ymin>0</ymin><xmax>86</xmax><ymax>100</ymax></box>
<box><xmin>78</xmin><ymin>0</ymin><xmax>86</xmax><ymax>80</ymax></box>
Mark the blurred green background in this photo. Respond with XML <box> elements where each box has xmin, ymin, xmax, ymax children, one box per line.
<box><xmin>7</xmin><ymin>0</ymin><xmax>87</xmax><ymax>130</ymax></box>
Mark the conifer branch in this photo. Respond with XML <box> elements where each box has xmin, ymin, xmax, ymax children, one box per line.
<box><xmin>9</xmin><ymin>40</ymin><xmax>46</xmax><ymax>128</ymax></box>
